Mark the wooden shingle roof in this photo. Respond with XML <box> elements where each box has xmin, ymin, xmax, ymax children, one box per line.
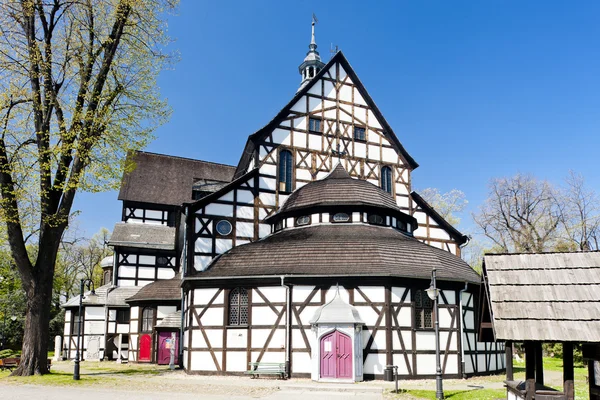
<box><xmin>483</xmin><ymin>252</ymin><xmax>600</xmax><ymax>342</ymax></box>
<box><xmin>119</xmin><ymin>151</ymin><xmax>235</xmax><ymax>206</ymax></box>
<box><xmin>126</xmin><ymin>277</ymin><xmax>181</xmax><ymax>303</ymax></box>
<box><xmin>191</xmin><ymin>224</ymin><xmax>479</xmax><ymax>283</ymax></box>
<box><xmin>109</xmin><ymin>222</ymin><xmax>175</xmax><ymax>250</ymax></box>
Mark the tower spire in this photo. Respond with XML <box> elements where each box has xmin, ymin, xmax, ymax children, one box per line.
<box><xmin>297</xmin><ymin>14</ymin><xmax>325</xmax><ymax>90</ymax></box>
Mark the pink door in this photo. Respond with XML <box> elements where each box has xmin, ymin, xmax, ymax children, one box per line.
<box><xmin>139</xmin><ymin>334</ymin><xmax>152</xmax><ymax>362</ymax></box>
<box><xmin>320</xmin><ymin>330</ymin><xmax>353</xmax><ymax>379</ymax></box>
<box><xmin>157</xmin><ymin>331</ymin><xmax>179</xmax><ymax>365</ymax></box>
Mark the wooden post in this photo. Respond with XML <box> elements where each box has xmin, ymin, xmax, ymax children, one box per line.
<box><xmin>535</xmin><ymin>342</ymin><xmax>544</xmax><ymax>385</ymax></box>
<box><xmin>588</xmin><ymin>360</ymin><xmax>594</xmax><ymax>400</ymax></box>
<box><xmin>385</xmin><ymin>286</ymin><xmax>393</xmax><ymax>367</ymax></box>
<box><xmin>525</xmin><ymin>341</ymin><xmax>536</xmax><ymax>400</ymax></box>
<box><xmin>563</xmin><ymin>342</ymin><xmax>574</xmax><ymax>400</ymax></box>
<box><xmin>505</xmin><ymin>341</ymin><xmax>514</xmax><ymax>381</ymax></box>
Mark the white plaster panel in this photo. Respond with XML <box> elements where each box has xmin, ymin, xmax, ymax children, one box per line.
<box><xmin>252</xmin><ymin>306</ymin><xmax>282</xmax><ymax>326</ymax></box>
<box><xmin>259</xmin><ymin>146</ymin><xmax>271</xmax><ymax>161</ymax></box>
<box><xmin>259</xmin><ymin>224</ymin><xmax>271</xmax><ymax>238</ymax></box>
<box><xmin>194</xmin><ymin>288</ymin><xmax>223</xmax><ymax>305</ymax></box>
<box><xmin>137</xmin><ymin>267</ymin><xmax>155</xmax><ymax>279</ymax></box>
<box><xmin>297</xmin><ymin>181</ymin><xmax>307</xmax><ymax>190</ymax></box>
<box><xmin>357</xmin><ymin>286</ymin><xmax>385</xmax><ymax>303</ymax></box>
<box><xmin>371</xmin><ymin>329</ymin><xmax>387</xmax><ymax>350</ymax></box>
<box><xmin>392</xmin><ymin>353</ymin><xmax>412</xmax><ymax>375</ymax></box>
<box><xmin>157</xmin><ymin>306</ymin><xmax>177</xmax><ymax>319</ymax></box>
<box><xmin>416</xmin><ymin>331</ymin><xmax>436</xmax><ymax>351</ymax></box>
<box><xmin>430</xmin><ymin>227</ymin><xmax>452</xmax><ymax>241</ymax></box>
<box><xmin>324</xmin><ymin>80</ymin><xmax>335</xmax><ymax>98</ymax></box>
<box><xmin>273</xmin><ymin>128</ymin><xmax>292</xmax><ymax>145</ymax></box>
<box><xmin>439</xmin><ymin>308</ymin><xmax>454</xmax><ymax>329</ymax></box>
<box><xmin>137</xmin><ymin>280</ymin><xmax>153</xmax><ymax>287</ymax></box>
<box><xmin>462</xmin><ymin>292</ymin><xmax>474</xmax><ymax>308</ymax></box>
<box><xmin>293</xmin><ymin>117</ymin><xmax>307</xmax><ymax>131</ymax></box>
<box><xmin>382</xmin><ymin>147</ymin><xmax>397</xmax><ymax>163</ymax></box>
<box><xmin>138</xmin><ymin>255</ymin><xmax>155</xmax><ymax>265</ymax></box>
<box><xmin>108</xmin><ymin>310</ymin><xmax>116</xmax><ymax>320</ymax></box>
<box><xmin>442</xmin><ymin>291</ymin><xmax>456</xmax><ymax>305</ymax></box>
<box><xmin>364</xmin><ymin>353</ymin><xmax>386</xmax><ymax>375</ymax></box>
<box><xmin>324</xmin><ymin>108</ymin><xmax>336</xmax><ymax>120</ymax></box>
<box><xmin>195</xmin><ymin>237</ymin><xmax>212</xmax><ymax>253</ymax></box>
<box><xmin>226</xmin><ymin>329</ymin><xmax>247</xmax><ymax>349</ymax></box>
<box><xmin>300</xmin><ymin>306</ymin><xmax>320</xmax><ymax>323</ymax></box>
<box><xmin>308</xmin><ymin>133</ymin><xmax>322</xmax><ymax>151</ymax></box>
<box><xmin>258</xmin><ymin>208</ymin><xmax>268</xmax><ymax>220</ymax></box>
<box><xmin>392</xmin><ymin>330</ymin><xmax>412</xmax><ymax>351</ymax></box>
<box><xmin>118</xmin><ymin>279</ymin><xmax>134</xmax><ymax>287</ymax></box>
<box><xmin>308</xmin><ymin>82</ymin><xmax>322</xmax><ymax>96</ymax></box>
<box><xmin>215</xmin><ymin>239</ymin><xmax>233</xmax><ymax>254</ymax></box>
<box><xmin>294</xmin><ymin>132</ymin><xmax>307</xmax><ymax>148</ymax></box>
<box><xmin>316</xmin><ymin>171</ymin><xmax>329</xmax><ymax>179</ymax></box>
<box><xmin>130</xmin><ymin>307</ymin><xmax>139</xmax><ymax>319</ymax></box>
<box><xmin>339</xmin><ymin>84</ymin><xmax>352</xmax><ymax>103</ymax></box>
<box><xmin>197</xmin><ymin>307</ymin><xmax>223</xmax><ymax>327</ymax></box>
<box><xmin>157</xmin><ymin>268</ymin><xmax>175</xmax><ymax>279</ymax></box>
<box><xmin>367</xmin><ymin>110</ymin><xmax>382</xmax><ymax>129</ymax></box>
<box><xmin>259</xmin><ymin>176</ymin><xmax>276</xmax><ymax>191</ymax></box>
<box><xmin>354</xmin><ymin>306</ymin><xmax>379</xmax><ymax>326</ymax></box>
<box><xmin>218</xmin><ymin>191</ymin><xmax>234</xmax><ymax>202</ymax></box>
<box><xmin>194</xmin><ymin>256</ymin><xmax>212</xmax><ymax>272</ymax></box>
<box><xmin>259</xmin><ymin>193</ymin><xmax>276</xmax><ymax>206</ymax></box>
<box><xmin>191</xmin><ymin>329</ymin><xmax>206</xmax><ymax>348</ymax></box>
<box><xmin>236</xmin><ymin>206</ymin><xmax>254</xmax><ymax>220</ymax></box>
<box><xmin>260</xmin><ymin>163</ymin><xmax>277</xmax><ymax>177</ymax></box>
<box><xmin>85</xmin><ymin>307</ymin><xmax>104</xmax><ymax>320</ymax></box>
<box><xmin>291</xmin><ymin>328</ymin><xmax>309</xmax><ymax>348</ymax></box>
<box><xmin>226</xmin><ymin>351</ymin><xmax>248</xmax><ymax>372</ymax></box>
<box><xmin>251</xmin><ymin>351</ymin><xmax>284</xmax><ymax>363</ymax></box>
<box><xmin>237</xmin><ymin>189</ymin><xmax>254</xmax><ymax>204</ymax></box>
<box><xmin>391</xmin><ymin>287</ymin><xmax>408</xmax><ymax>303</ymax></box>
<box><xmin>116</xmin><ymin>324</ymin><xmax>129</xmax><ymax>334</ymax></box>
<box><xmin>396</xmin><ymin>184</ymin><xmax>409</xmax><ymax>197</ymax></box>
<box><xmin>354</xmin><ymin>142</ymin><xmax>366</xmax><ymax>159</ymax></box>
<box><xmin>311</xmin><ymin>214</ymin><xmax>320</xmax><ymax>224</ymax></box>
<box><xmin>205</xmin><ymin>203</ymin><xmax>233</xmax><ymax>217</ymax></box>
<box><xmin>414</xmin><ymin>211</ymin><xmax>428</xmax><ymax>224</ymax></box>
<box><xmin>129</xmin><ymin>320</ymin><xmax>138</xmax><ymax>332</ymax></box>
<box><xmin>191</xmin><ymin>351</ymin><xmax>218</xmax><ymax>371</ymax></box>
<box><xmin>291</xmin><ymin>97</ymin><xmax>305</xmax><ymax>113</ymax></box>
<box><xmin>308</xmin><ymin>96</ymin><xmax>321</xmax><ymax>112</ymax></box>
<box><xmin>236</xmin><ymin>222</ymin><xmax>254</xmax><ymax>238</ymax></box>
<box><xmin>417</xmin><ymin>354</ymin><xmax>437</xmax><ymax>375</ymax></box>
<box><xmin>440</xmin><ymin>331</ymin><xmax>457</xmax><ymax>352</ymax></box>
<box><xmin>324</xmin><ymin>286</ymin><xmax>349</xmax><ymax>302</ymax></box>
<box><xmin>292</xmin><ymin>352</ymin><xmax>312</xmax><ymax>373</ymax></box>
<box><xmin>118</xmin><ymin>265</ymin><xmax>136</xmax><ymax>278</ymax></box>
<box><xmin>444</xmin><ymin>354</ymin><xmax>459</xmax><ymax>374</ymax></box>
<box><xmin>257</xmin><ymin>287</ymin><xmax>286</xmax><ymax>303</ymax></box>
<box><xmin>477</xmin><ymin>354</ymin><xmax>487</xmax><ymax>372</ymax></box>
<box><xmin>367</xmin><ymin>145</ymin><xmax>380</xmax><ymax>161</ymax></box>
<box><xmin>84</xmin><ymin>321</ymin><xmax>104</xmax><ymax>335</ymax></box>
<box><xmin>354</xmin><ymin>106</ymin><xmax>366</xmax><ymax>123</ymax></box>
<box><xmin>296</xmin><ymin>168</ymin><xmax>312</xmax><ymax>181</ymax></box>
<box><xmin>292</xmin><ymin>286</ymin><xmax>316</xmax><ymax>303</ymax></box>
<box><xmin>397</xmin><ymin>307</ymin><xmax>412</xmax><ymax>327</ymax></box>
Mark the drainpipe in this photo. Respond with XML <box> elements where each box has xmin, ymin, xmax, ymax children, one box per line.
<box><xmin>459</xmin><ymin>282</ymin><xmax>468</xmax><ymax>378</ymax></box>
<box><xmin>179</xmin><ymin>206</ymin><xmax>189</xmax><ymax>368</ymax></box>
<box><xmin>281</xmin><ymin>276</ymin><xmax>291</xmax><ymax>378</ymax></box>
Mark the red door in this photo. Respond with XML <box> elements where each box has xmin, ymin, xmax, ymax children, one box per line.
<box><xmin>157</xmin><ymin>331</ymin><xmax>179</xmax><ymax>365</ymax></box>
<box><xmin>320</xmin><ymin>330</ymin><xmax>353</xmax><ymax>379</ymax></box>
<box><xmin>139</xmin><ymin>334</ymin><xmax>152</xmax><ymax>362</ymax></box>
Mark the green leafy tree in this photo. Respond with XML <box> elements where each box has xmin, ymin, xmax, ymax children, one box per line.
<box><xmin>419</xmin><ymin>188</ymin><xmax>468</xmax><ymax>226</ymax></box>
<box><xmin>0</xmin><ymin>0</ymin><xmax>176</xmax><ymax>375</ymax></box>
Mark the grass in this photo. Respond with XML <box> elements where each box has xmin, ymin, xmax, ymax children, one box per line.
<box><xmin>390</xmin><ymin>388</ymin><xmax>506</xmax><ymax>400</ymax></box>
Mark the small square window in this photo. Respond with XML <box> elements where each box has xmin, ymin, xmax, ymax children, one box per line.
<box><xmin>309</xmin><ymin>118</ymin><xmax>321</xmax><ymax>133</ymax></box>
<box><xmin>354</xmin><ymin>126</ymin><xmax>366</xmax><ymax>141</ymax></box>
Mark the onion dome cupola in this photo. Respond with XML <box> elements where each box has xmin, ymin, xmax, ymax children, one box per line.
<box><xmin>266</xmin><ymin>163</ymin><xmax>418</xmax><ymax>233</ymax></box>
<box><xmin>298</xmin><ymin>15</ymin><xmax>326</xmax><ymax>90</ymax></box>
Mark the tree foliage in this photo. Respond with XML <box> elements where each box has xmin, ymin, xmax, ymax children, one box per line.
<box><xmin>419</xmin><ymin>188</ymin><xmax>468</xmax><ymax>226</ymax></box>
<box><xmin>0</xmin><ymin>0</ymin><xmax>176</xmax><ymax>375</ymax></box>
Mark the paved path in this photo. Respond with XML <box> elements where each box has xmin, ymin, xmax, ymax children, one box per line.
<box><xmin>0</xmin><ymin>384</ymin><xmax>383</xmax><ymax>400</ymax></box>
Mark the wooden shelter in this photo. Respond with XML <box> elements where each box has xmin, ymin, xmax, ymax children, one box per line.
<box><xmin>482</xmin><ymin>252</ymin><xmax>600</xmax><ymax>400</ymax></box>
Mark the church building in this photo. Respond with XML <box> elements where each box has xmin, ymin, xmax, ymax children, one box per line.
<box><xmin>62</xmin><ymin>22</ymin><xmax>504</xmax><ymax>380</ymax></box>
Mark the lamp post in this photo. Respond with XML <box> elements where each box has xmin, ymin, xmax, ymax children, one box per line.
<box><xmin>74</xmin><ymin>278</ymin><xmax>96</xmax><ymax>380</ymax></box>
<box><xmin>426</xmin><ymin>267</ymin><xmax>444</xmax><ymax>400</ymax></box>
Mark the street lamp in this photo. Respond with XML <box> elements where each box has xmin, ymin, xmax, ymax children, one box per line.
<box><xmin>73</xmin><ymin>278</ymin><xmax>97</xmax><ymax>380</ymax></box>
<box><xmin>426</xmin><ymin>267</ymin><xmax>444</xmax><ymax>400</ymax></box>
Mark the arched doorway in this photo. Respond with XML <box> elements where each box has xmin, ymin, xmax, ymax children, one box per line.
<box><xmin>320</xmin><ymin>330</ymin><xmax>352</xmax><ymax>379</ymax></box>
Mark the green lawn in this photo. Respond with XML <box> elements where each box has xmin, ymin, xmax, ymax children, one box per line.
<box><xmin>390</xmin><ymin>388</ymin><xmax>506</xmax><ymax>399</ymax></box>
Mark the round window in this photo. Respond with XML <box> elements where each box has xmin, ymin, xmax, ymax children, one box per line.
<box><xmin>332</xmin><ymin>213</ymin><xmax>350</xmax><ymax>222</ymax></box>
<box><xmin>296</xmin><ymin>216</ymin><xmax>310</xmax><ymax>226</ymax></box>
<box><xmin>368</xmin><ymin>214</ymin><xmax>384</xmax><ymax>225</ymax></box>
<box><xmin>215</xmin><ymin>220</ymin><xmax>232</xmax><ymax>236</ymax></box>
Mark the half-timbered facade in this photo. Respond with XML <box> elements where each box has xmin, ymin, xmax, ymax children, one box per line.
<box><xmin>62</xmin><ymin>24</ymin><xmax>504</xmax><ymax>379</ymax></box>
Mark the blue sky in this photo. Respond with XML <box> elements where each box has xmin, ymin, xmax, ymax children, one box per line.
<box><xmin>75</xmin><ymin>0</ymin><xmax>600</xmax><ymax>238</ymax></box>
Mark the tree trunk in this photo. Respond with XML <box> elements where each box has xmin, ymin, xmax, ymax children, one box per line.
<box><xmin>11</xmin><ymin>231</ymin><xmax>60</xmax><ymax>376</ymax></box>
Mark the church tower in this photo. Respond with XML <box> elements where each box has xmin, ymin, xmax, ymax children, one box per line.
<box><xmin>298</xmin><ymin>15</ymin><xmax>325</xmax><ymax>90</ymax></box>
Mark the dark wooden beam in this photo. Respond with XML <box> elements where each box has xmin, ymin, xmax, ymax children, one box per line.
<box><xmin>505</xmin><ymin>341</ymin><xmax>514</xmax><ymax>381</ymax></box>
<box><xmin>525</xmin><ymin>341</ymin><xmax>536</xmax><ymax>400</ymax></box>
<box><xmin>563</xmin><ymin>342</ymin><xmax>574</xmax><ymax>400</ymax></box>
<box><xmin>535</xmin><ymin>342</ymin><xmax>544</xmax><ymax>385</ymax></box>
<box><xmin>385</xmin><ymin>286</ymin><xmax>393</xmax><ymax>366</ymax></box>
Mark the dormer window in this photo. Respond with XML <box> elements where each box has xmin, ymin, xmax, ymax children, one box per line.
<box><xmin>295</xmin><ymin>216</ymin><xmax>310</xmax><ymax>226</ymax></box>
<box><xmin>353</xmin><ymin>126</ymin><xmax>366</xmax><ymax>141</ymax></box>
<box><xmin>309</xmin><ymin>118</ymin><xmax>321</xmax><ymax>133</ymax></box>
<box><xmin>368</xmin><ymin>214</ymin><xmax>385</xmax><ymax>225</ymax></box>
<box><xmin>332</xmin><ymin>213</ymin><xmax>350</xmax><ymax>223</ymax></box>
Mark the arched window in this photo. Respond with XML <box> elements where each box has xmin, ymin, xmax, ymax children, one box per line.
<box><xmin>228</xmin><ymin>288</ymin><xmax>249</xmax><ymax>326</ymax></box>
<box><xmin>414</xmin><ymin>290</ymin><xmax>433</xmax><ymax>329</ymax></box>
<box><xmin>381</xmin><ymin>166</ymin><xmax>392</xmax><ymax>193</ymax></box>
<box><xmin>103</xmin><ymin>270</ymin><xmax>111</xmax><ymax>285</ymax></box>
<box><xmin>142</xmin><ymin>307</ymin><xmax>155</xmax><ymax>332</ymax></box>
<box><xmin>278</xmin><ymin>150</ymin><xmax>293</xmax><ymax>192</ymax></box>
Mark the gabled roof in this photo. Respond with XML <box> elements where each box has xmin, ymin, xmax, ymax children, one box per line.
<box><xmin>483</xmin><ymin>251</ymin><xmax>600</xmax><ymax>342</ymax></box>
<box><xmin>411</xmin><ymin>191</ymin><xmax>468</xmax><ymax>245</ymax></box>
<box><xmin>119</xmin><ymin>151</ymin><xmax>236</xmax><ymax>206</ymax></box>
<box><xmin>61</xmin><ymin>285</ymin><xmax>141</xmax><ymax>308</ymax></box>
<box><xmin>126</xmin><ymin>277</ymin><xmax>181</xmax><ymax>303</ymax></box>
<box><xmin>109</xmin><ymin>222</ymin><xmax>176</xmax><ymax>250</ymax></box>
<box><xmin>234</xmin><ymin>51</ymin><xmax>418</xmax><ymax>178</ymax></box>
